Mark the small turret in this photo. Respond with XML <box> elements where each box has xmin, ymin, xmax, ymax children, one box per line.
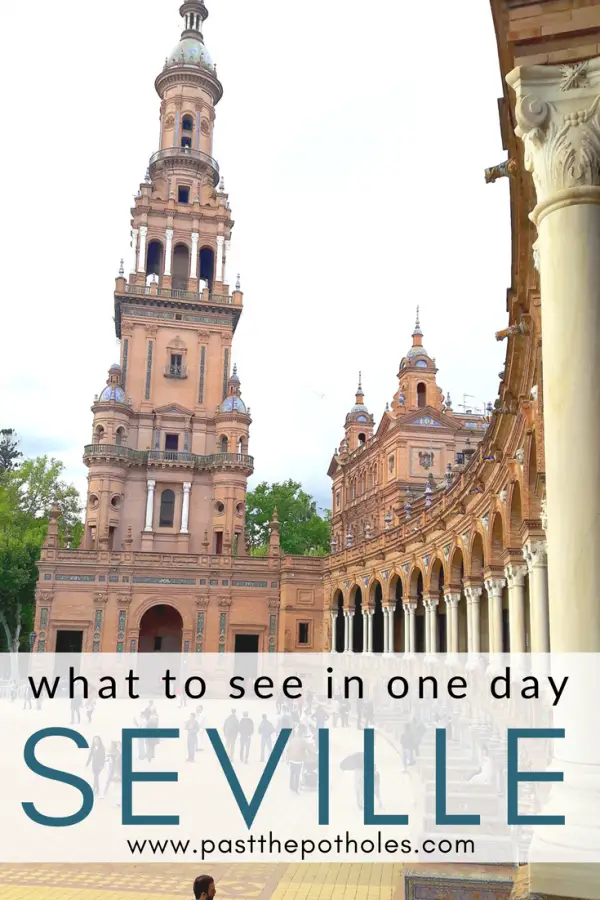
<box><xmin>269</xmin><ymin>507</ymin><xmax>281</xmax><ymax>556</ymax></box>
<box><xmin>343</xmin><ymin>372</ymin><xmax>374</xmax><ymax>452</ymax></box>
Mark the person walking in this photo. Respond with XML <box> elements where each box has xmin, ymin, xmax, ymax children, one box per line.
<box><xmin>85</xmin><ymin>696</ymin><xmax>96</xmax><ymax>724</ymax></box>
<box><xmin>70</xmin><ymin>691</ymin><xmax>83</xmax><ymax>724</ymax></box>
<box><xmin>185</xmin><ymin>713</ymin><xmax>200</xmax><ymax>762</ymax></box>
<box><xmin>223</xmin><ymin>709</ymin><xmax>240</xmax><ymax>760</ymax></box>
<box><xmin>193</xmin><ymin>874</ymin><xmax>216</xmax><ymax>899</ymax></box>
<box><xmin>86</xmin><ymin>736</ymin><xmax>106</xmax><ymax>796</ymax></box>
<box><xmin>23</xmin><ymin>683</ymin><xmax>33</xmax><ymax>710</ymax></box>
<box><xmin>286</xmin><ymin>730</ymin><xmax>308</xmax><ymax>793</ymax></box>
<box><xmin>258</xmin><ymin>714</ymin><xmax>275</xmax><ymax>762</ymax></box>
<box><xmin>196</xmin><ymin>705</ymin><xmax>207</xmax><ymax>751</ymax></box>
<box><xmin>401</xmin><ymin>724</ymin><xmax>416</xmax><ymax>770</ymax></box>
<box><xmin>238</xmin><ymin>712</ymin><xmax>254</xmax><ymax>764</ymax></box>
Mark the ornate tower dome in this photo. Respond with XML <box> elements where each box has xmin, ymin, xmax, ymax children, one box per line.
<box><xmin>343</xmin><ymin>373</ymin><xmax>374</xmax><ymax>452</ymax></box>
<box><xmin>98</xmin><ymin>364</ymin><xmax>126</xmax><ymax>404</ymax></box>
<box><xmin>166</xmin><ymin>1</ymin><xmax>215</xmax><ymax>70</ymax></box>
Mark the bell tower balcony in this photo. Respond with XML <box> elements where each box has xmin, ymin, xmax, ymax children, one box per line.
<box><xmin>149</xmin><ymin>146</ymin><xmax>220</xmax><ymax>186</ymax></box>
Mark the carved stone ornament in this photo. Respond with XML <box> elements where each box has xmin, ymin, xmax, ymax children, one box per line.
<box><xmin>507</xmin><ymin>59</ymin><xmax>600</xmax><ymax>208</ymax></box>
<box><xmin>268</xmin><ymin>599</ymin><xmax>281</xmax><ymax>610</ymax></box>
<box><xmin>93</xmin><ymin>592</ymin><xmax>109</xmax><ymax>605</ymax></box>
<box><xmin>218</xmin><ymin>597</ymin><xmax>232</xmax><ymax>608</ymax></box>
<box><xmin>195</xmin><ymin>597</ymin><xmax>210</xmax><ymax>609</ymax></box>
<box><xmin>36</xmin><ymin>592</ymin><xmax>53</xmax><ymax>604</ymax></box>
<box><xmin>117</xmin><ymin>594</ymin><xmax>132</xmax><ymax>607</ymax></box>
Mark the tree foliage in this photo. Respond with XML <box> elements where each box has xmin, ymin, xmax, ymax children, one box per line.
<box><xmin>0</xmin><ymin>439</ymin><xmax>83</xmax><ymax>663</ymax></box>
<box><xmin>0</xmin><ymin>429</ymin><xmax>22</xmax><ymax>473</ymax></box>
<box><xmin>245</xmin><ymin>480</ymin><xmax>330</xmax><ymax>557</ymax></box>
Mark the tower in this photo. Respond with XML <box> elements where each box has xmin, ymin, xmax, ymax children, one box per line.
<box><xmin>83</xmin><ymin>0</ymin><xmax>252</xmax><ymax>556</ymax></box>
<box><xmin>343</xmin><ymin>373</ymin><xmax>374</xmax><ymax>452</ymax></box>
<box><xmin>391</xmin><ymin>307</ymin><xmax>444</xmax><ymax>414</ymax></box>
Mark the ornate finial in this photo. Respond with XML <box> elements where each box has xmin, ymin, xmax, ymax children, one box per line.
<box><xmin>414</xmin><ymin>305</ymin><xmax>422</xmax><ymax>335</ymax></box>
<box><xmin>385</xmin><ymin>402</ymin><xmax>390</xmax><ymax>412</ymax></box>
<box><xmin>219</xmin><ymin>176</ymin><xmax>225</xmax><ymax>191</ymax></box>
<box><xmin>118</xmin><ymin>259</ymin><xmax>124</xmax><ymax>276</ymax></box>
<box><xmin>445</xmin><ymin>463</ymin><xmax>453</xmax><ymax>489</ymax></box>
<box><xmin>425</xmin><ymin>482</ymin><xmax>432</xmax><ymax>508</ymax></box>
<box><xmin>144</xmin><ymin>167</ymin><xmax>150</xmax><ymax>183</ymax></box>
<box><xmin>235</xmin><ymin>274</ymin><xmax>241</xmax><ymax>290</ymax></box>
<box><xmin>445</xmin><ymin>391</ymin><xmax>452</xmax><ymax>409</ymax></box>
<box><xmin>357</xmin><ymin>371</ymin><xmax>362</xmax><ymax>392</ymax></box>
<box><xmin>233</xmin><ymin>363</ymin><xmax>237</xmax><ymax>376</ymax></box>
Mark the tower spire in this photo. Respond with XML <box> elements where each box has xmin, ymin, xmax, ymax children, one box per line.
<box><xmin>412</xmin><ymin>306</ymin><xmax>423</xmax><ymax>347</ymax></box>
<box><xmin>356</xmin><ymin>371</ymin><xmax>363</xmax><ymax>402</ymax></box>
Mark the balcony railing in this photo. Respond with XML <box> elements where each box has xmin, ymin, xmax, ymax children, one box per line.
<box><xmin>83</xmin><ymin>445</ymin><xmax>254</xmax><ymax>472</ymax></box>
<box><xmin>164</xmin><ymin>364</ymin><xmax>188</xmax><ymax>379</ymax></box>
<box><xmin>148</xmin><ymin>147</ymin><xmax>220</xmax><ymax>185</ymax></box>
<box><xmin>122</xmin><ymin>283</ymin><xmax>232</xmax><ymax>304</ymax></box>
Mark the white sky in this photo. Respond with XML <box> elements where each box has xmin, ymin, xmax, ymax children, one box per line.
<box><xmin>0</xmin><ymin>0</ymin><xmax>510</xmax><ymax>514</ymax></box>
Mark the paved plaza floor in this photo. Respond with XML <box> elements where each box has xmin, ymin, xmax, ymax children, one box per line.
<box><xmin>0</xmin><ymin>862</ymin><xmax>405</xmax><ymax>900</ymax></box>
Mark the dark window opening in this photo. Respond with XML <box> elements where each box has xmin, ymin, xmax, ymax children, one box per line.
<box><xmin>182</xmin><ymin>116</ymin><xmax>194</xmax><ymax>131</ymax></box>
<box><xmin>172</xmin><ymin>243</ymin><xmax>190</xmax><ymax>291</ymax></box>
<box><xmin>233</xmin><ymin>533</ymin><xmax>239</xmax><ymax>557</ymax></box>
<box><xmin>165</xmin><ymin>433</ymin><xmax>179</xmax><ymax>452</ymax></box>
<box><xmin>181</xmin><ymin>137</ymin><xmax>192</xmax><ymax>149</ymax></box>
<box><xmin>199</xmin><ymin>247</ymin><xmax>214</xmax><ymax>289</ymax></box>
<box><xmin>55</xmin><ymin>630</ymin><xmax>83</xmax><ymax>653</ymax></box>
<box><xmin>417</xmin><ymin>382</ymin><xmax>426</xmax><ymax>408</ymax></box>
<box><xmin>159</xmin><ymin>489</ymin><xmax>175</xmax><ymax>527</ymax></box>
<box><xmin>215</xmin><ymin>531</ymin><xmax>223</xmax><ymax>555</ymax></box>
<box><xmin>178</xmin><ymin>185</ymin><xmax>190</xmax><ymax>202</ymax></box>
<box><xmin>146</xmin><ymin>240</ymin><xmax>163</xmax><ymax>278</ymax></box>
<box><xmin>175</xmin><ymin>313</ymin><xmax>182</xmax><ymax>321</ymax></box>
<box><xmin>358</xmin><ymin>432</ymin><xmax>366</xmax><ymax>444</ymax></box>
<box><xmin>235</xmin><ymin>634</ymin><xmax>259</xmax><ymax>653</ymax></box>
<box><xmin>298</xmin><ymin>622</ymin><xmax>310</xmax><ymax>645</ymax></box>
<box><xmin>170</xmin><ymin>354</ymin><xmax>183</xmax><ymax>376</ymax></box>
<box><xmin>108</xmin><ymin>526</ymin><xmax>116</xmax><ymax>551</ymax></box>
<box><xmin>220</xmin><ymin>436</ymin><xmax>228</xmax><ymax>453</ymax></box>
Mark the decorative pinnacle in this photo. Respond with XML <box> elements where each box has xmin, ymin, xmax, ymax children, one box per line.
<box><xmin>233</xmin><ymin>363</ymin><xmax>238</xmax><ymax>376</ymax></box>
<box><xmin>357</xmin><ymin>371</ymin><xmax>362</xmax><ymax>392</ymax></box>
<box><xmin>413</xmin><ymin>305</ymin><xmax>422</xmax><ymax>336</ymax></box>
<box><xmin>235</xmin><ymin>274</ymin><xmax>241</xmax><ymax>290</ymax></box>
<box><xmin>118</xmin><ymin>259</ymin><xmax>124</xmax><ymax>276</ymax></box>
<box><xmin>219</xmin><ymin>176</ymin><xmax>225</xmax><ymax>191</ymax></box>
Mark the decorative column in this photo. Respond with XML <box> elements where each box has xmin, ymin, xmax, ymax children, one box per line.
<box><xmin>367</xmin><ymin>609</ymin><xmax>374</xmax><ymax>653</ymax></box>
<box><xmin>180</xmin><ymin>482</ymin><xmax>191</xmax><ymax>534</ymax></box>
<box><xmin>143</xmin><ymin>480</ymin><xmax>156</xmax><ymax>532</ymax></box>
<box><xmin>164</xmin><ymin>227</ymin><xmax>174</xmax><ymax>276</ymax></box>
<box><xmin>130</xmin><ymin>228</ymin><xmax>138</xmax><ymax>274</ymax></box>
<box><xmin>426</xmin><ymin>598</ymin><xmax>438</xmax><ymax>653</ymax></box>
<box><xmin>523</xmin><ymin>541</ymin><xmax>550</xmax><ymax>652</ymax></box>
<box><xmin>331</xmin><ymin>608</ymin><xmax>338</xmax><ymax>652</ymax></box>
<box><xmin>216</xmin><ymin>235</ymin><xmax>225</xmax><ymax>282</ymax></box>
<box><xmin>484</xmin><ymin>577</ymin><xmax>505</xmax><ymax>653</ymax></box>
<box><xmin>384</xmin><ymin>607</ymin><xmax>394</xmax><ymax>653</ymax></box>
<box><xmin>505</xmin><ymin>563</ymin><xmax>526</xmax><ymax>653</ymax></box>
<box><xmin>508</xmin><ymin>60</ymin><xmax>600</xmax><ymax>651</ymax></box>
<box><xmin>464</xmin><ymin>586</ymin><xmax>482</xmax><ymax>654</ymax></box>
<box><xmin>137</xmin><ymin>225</ymin><xmax>148</xmax><ymax>272</ymax></box>
<box><xmin>190</xmin><ymin>232</ymin><xmax>199</xmax><ymax>279</ymax></box>
<box><xmin>405</xmin><ymin>602</ymin><xmax>417</xmax><ymax>653</ymax></box>
<box><xmin>223</xmin><ymin>239</ymin><xmax>231</xmax><ymax>284</ymax></box>
<box><xmin>508</xmin><ymin>59</ymin><xmax>600</xmax><ymax>886</ymax></box>
<box><xmin>444</xmin><ymin>592</ymin><xmax>460</xmax><ymax>653</ymax></box>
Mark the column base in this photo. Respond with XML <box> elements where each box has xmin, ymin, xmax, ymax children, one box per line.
<box><xmin>141</xmin><ymin>532</ymin><xmax>154</xmax><ymax>551</ymax></box>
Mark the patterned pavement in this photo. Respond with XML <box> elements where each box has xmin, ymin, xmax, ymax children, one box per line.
<box><xmin>0</xmin><ymin>863</ymin><xmax>405</xmax><ymax>900</ymax></box>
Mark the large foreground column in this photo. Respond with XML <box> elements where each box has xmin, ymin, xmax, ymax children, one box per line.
<box><xmin>508</xmin><ymin>58</ymin><xmax>600</xmax><ymax>896</ymax></box>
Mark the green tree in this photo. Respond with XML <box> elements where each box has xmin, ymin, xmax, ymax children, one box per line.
<box><xmin>0</xmin><ymin>453</ymin><xmax>83</xmax><ymax>673</ymax></box>
<box><xmin>0</xmin><ymin>429</ymin><xmax>22</xmax><ymax>473</ymax></box>
<box><xmin>245</xmin><ymin>480</ymin><xmax>330</xmax><ymax>556</ymax></box>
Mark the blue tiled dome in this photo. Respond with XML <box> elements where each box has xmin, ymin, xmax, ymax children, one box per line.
<box><xmin>99</xmin><ymin>385</ymin><xmax>126</xmax><ymax>403</ymax></box>
<box><xmin>220</xmin><ymin>396</ymin><xmax>246</xmax><ymax>413</ymax></box>
<box><xmin>168</xmin><ymin>37</ymin><xmax>213</xmax><ymax>69</ymax></box>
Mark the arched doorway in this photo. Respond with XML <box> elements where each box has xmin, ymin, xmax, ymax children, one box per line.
<box><xmin>139</xmin><ymin>604</ymin><xmax>183</xmax><ymax>652</ymax></box>
<box><xmin>333</xmin><ymin>590</ymin><xmax>345</xmax><ymax>652</ymax></box>
<box><xmin>372</xmin><ymin>581</ymin><xmax>384</xmax><ymax>653</ymax></box>
<box><xmin>389</xmin><ymin>574</ymin><xmax>404</xmax><ymax>652</ymax></box>
<box><xmin>351</xmin><ymin>586</ymin><xmax>363</xmax><ymax>653</ymax></box>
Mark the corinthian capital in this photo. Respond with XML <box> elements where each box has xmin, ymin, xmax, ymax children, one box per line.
<box><xmin>507</xmin><ymin>58</ymin><xmax>600</xmax><ymax>210</ymax></box>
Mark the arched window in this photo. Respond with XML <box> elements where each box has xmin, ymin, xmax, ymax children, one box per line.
<box><xmin>417</xmin><ymin>382</ymin><xmax>426</xmax><ymax>408</ymax></box>
<box><xmin>115</xmin><ymin>427</ymin><xmax>126</xmax><ymax>447</ymax></box>
<box><xmin>172</xmin><ymin>243</ymin><xmax>190</xmax><ymax>291</ymax></box>
<box><xmin>358</xmin><ymin>432</ymin><xmax>366</xmax><ymax>444</ymax></box>
<box><xmin>94</xmin><ymin>425</ymin><xmax>105</xmax><ymax>444</ymax></box>
<box><xmin>146</xmin><ymin>240</ymin><xmax>163</xmax><ymax>278</ymax></box>
<box><xmin>199</xmin><ymin>247</ymin><xmax>215</xmax><ymax>289</ymax></box>
<box><xmin>182</xmin><ymin>115</ymin><xmax>194</xmax><ymax>132</ymax></box>
<box><xmin>220</xmin><ymin>436</ymin><xmax>229</xmax><ymax>453</ymax></box>
<box><xmin>159</xmin><ymin>490</ymin><xmax>175</xmax><ymax>528</ymax></box>
<box><xmin>238</xmin><ymin>437</ymin><xmax>246</xmax><ymax>455</ymax></box>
